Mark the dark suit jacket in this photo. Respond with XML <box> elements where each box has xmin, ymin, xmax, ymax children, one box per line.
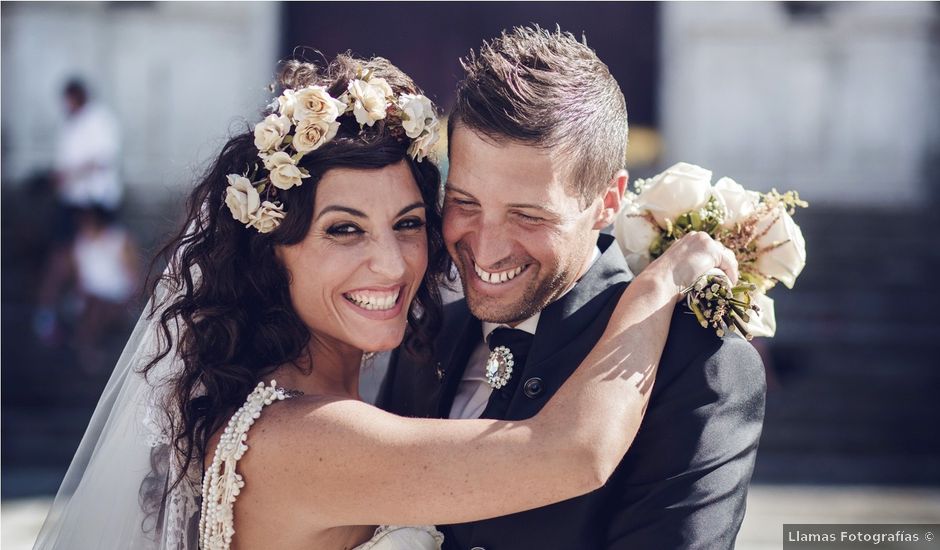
<box><xmin>378</xmin><ymin>234</ymin><xmax>766</xmax><ymax>550</ymax></box>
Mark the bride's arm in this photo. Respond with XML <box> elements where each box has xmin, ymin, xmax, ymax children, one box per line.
<box><xmin>244</xmin><ymin>232</ymin><xmax>737</xmax><ymax>528</ymax></box>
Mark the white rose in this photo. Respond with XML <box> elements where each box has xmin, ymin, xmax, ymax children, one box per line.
<box><xmin>248</xmin><ymin>201</ymin><xmax>286</xmax><ymax>233</ymax></box>
<box><xmin>613</xmin><ymin>196</ymin><xmax>660</xmax><ymax>275</ymax></box>
<box><xmin>399</xmin><ymin>94</ymin><xmax>436</xmax><ymax>138</ymax></box>
<box><xmin>293</xmin><ymin>117</ymin><xmax>339</xmax><ymax>154</ymax></box>
<box><xmin>367</xmin><ymin>77</ymin><xmax>394</xmax><ymax>99</ymax></box>
<box><xmin>254</xmin><ymin>114</ymin><xmax>291</xmax><ymax>153</ymax></box>
<box><xmin>293</xmin><ymin>86</ymin><xmax>346</xmax><ymax>123</ymax></box>
<box><xmin>264</xmin><ymin>151</ymin><xmax>308</xmax><ymax>190</ymax></box>
<box><xmin>348</xmin><ymin>78</ymin><xmax>391</xmax><ymax>126</ymax></box>
<box><xmin>224</xmin><ymin>174</ymin><xmax>260</xmax><ymax>224</ymax></box>
<box><xmin>277</xmin><ymin>89</ymin><xmax>297</xmax><ymax>119</ymax></box>
<box><xmin>407</xmin><ymin>119</ymin><xmax>440</xmax><ymax>161</ymax></box>
<box><xmin>712</xmin><ymin>177</ymin><xmax>760</xmax><ymax>228</ymax></box>
<box><xmin>636</xmin><ymin>162</ymin><xmax>713</xmax><ymax>227</ymax></box>
<box><xmin>744</xmin><ymin>292</ymin><xmax>776</xmax><ymax>338</ymax></box>
<box><xmin>753</xmin><ymin>205</ymin><xmax>806</xmax><ymax>288</ymax></box>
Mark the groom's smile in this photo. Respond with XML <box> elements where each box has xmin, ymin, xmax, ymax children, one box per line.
<box><xmin>464</xmin><ymin>247</ymin><xmax>535</xmax><ymax>297</ymax></box>
<box><xmin>473</xmin><ymin>261</ymin><xmax>527</xmax><ymax>285</ymax></box>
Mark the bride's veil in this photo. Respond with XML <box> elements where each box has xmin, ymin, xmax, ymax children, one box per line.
<box><xmin>34</xmin><ymin>265</ymin><xmax>201</xmax><ymax>549</ymax></box>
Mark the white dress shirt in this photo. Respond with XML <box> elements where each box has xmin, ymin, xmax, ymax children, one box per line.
<box><xmin>449</xmin><ymin>247</ymin><xmax>602</xmax><ymax>419</ymax></box>
<box><xmin>55</xmin><ymin>103</ymin><xmax>122</xmax><ymax>209</ymax></box>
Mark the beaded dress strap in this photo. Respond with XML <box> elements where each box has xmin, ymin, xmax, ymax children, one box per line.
<box><xmin>198</xmin><ymin>380</ymin><xmax>298</xmax><ymax>550</ymax></box>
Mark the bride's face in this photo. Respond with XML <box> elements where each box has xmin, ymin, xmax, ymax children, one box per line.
<box><xmin>278</xmin><ymin>160</ymin><xmax>428</xmax><ymax>353</ymax></box>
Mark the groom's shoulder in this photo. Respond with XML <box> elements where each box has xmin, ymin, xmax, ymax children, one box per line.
<box><xmin>660</xmin><ymin>303</ymin><xmax>765</xmax><ymax>393</ymax></box>
<box><xmin>595</xmin><ymin>278</ymin><xmax>759</xmax><ymax>370</ymax></box>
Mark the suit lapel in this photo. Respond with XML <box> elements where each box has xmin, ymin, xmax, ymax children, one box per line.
<box><xmin>505</xmin><ymin>234</ymin><xmax>634</xmax><ymax>419</ymax></box>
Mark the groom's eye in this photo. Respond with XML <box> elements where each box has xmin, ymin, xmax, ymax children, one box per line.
<box><xmin>449</xmin><ymin>198</ymin><xmax>477</xmax><ymax>209</ymax></box>
<box><xmin>514</xmin><ymin>212</ymin><xmax>544</xmax><ymax>223</ymax></box>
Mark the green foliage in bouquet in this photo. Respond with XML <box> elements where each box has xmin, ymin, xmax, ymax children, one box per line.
<box><xmin>648</xmin><ymin>195</ymin><xmax>726</xmax><ymax>259</ymax></box>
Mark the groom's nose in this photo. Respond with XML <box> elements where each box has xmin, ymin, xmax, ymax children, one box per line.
<box><xmin>471</xmin><ymin>217</ymin><xmax>514</xmax><ymax>268</ymax></box>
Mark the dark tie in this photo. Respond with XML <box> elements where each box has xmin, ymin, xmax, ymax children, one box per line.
<box><xmin>479</xmin><ymin>327</ymin><xmax>535</xmax><ymax>419</ymax></box>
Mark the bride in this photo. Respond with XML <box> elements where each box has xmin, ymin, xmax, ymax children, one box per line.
<box><xmin>34</xmin><ymin>53</ymin><xmax>737</xmax><ymax>550</ymax></box>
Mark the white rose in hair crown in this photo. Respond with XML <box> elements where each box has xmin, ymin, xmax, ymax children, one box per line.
<box><xmin>224</xmin><ymin>67</ymin><xmax>441</xmax><ymax>234</ymax></box>
<box><xmin>613</xmin><ymin>162</ymin><xmax>808</xmax><ymax>339</ymax></box>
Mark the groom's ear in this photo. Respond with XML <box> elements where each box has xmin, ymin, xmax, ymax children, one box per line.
<box><xmin>593</xmin><ymin>169</ymin><xmax>629</xmax><ymax>230</ymax></box>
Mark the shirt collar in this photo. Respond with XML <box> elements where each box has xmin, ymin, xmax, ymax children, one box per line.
<box><xmin>482</xmin><ymin>246</ymin><xmax>602</xmax><ymax>343</ymax></box>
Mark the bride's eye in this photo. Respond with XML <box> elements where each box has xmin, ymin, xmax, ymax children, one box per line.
<box><xmin>326</xmin><ymin>223</ymin><xmax>363</xmax><ymax>237</ymax></box>
<box><xmin>395</xmin><ymin>217</ymin><xmax>426</xmax><ymax>231</ymax></box>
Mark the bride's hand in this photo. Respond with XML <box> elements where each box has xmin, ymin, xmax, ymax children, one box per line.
<box><xmin>640</xmin><ymin>231</ymin><xmax>738</xmax><ymax>296</ymax></box>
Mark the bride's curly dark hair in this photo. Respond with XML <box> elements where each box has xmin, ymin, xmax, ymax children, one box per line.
<box><xmin>141</xmin><ymin>54</ymin><xmax>449</xmax><ymax>494</ymax></box>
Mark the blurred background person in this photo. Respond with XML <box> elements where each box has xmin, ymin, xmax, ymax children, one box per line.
<box><xmin>35</xmin><ymin>205</ymin><xmax>140</xmax><ymax>373</ymax></box>
<box><xmin>33</xmin><ymin>78</ymin><xmax>125</xmax><ymax>346</ymax></box>
<box><xmin>55</xmin><ymin>78</ymin><xmax>123</xmax><ymax>219</ymax></box>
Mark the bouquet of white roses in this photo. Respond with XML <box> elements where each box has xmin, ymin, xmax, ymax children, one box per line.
<box><xmin>613</xmin><ymin>162</ymin><xmax>808</xmax><ymax>339</ymax></box>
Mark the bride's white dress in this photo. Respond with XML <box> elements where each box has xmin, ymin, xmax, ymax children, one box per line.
<box><xmin>199</xmin><ymin>381</ymin><xmax>444</xmax><ymax>550</ymax></box>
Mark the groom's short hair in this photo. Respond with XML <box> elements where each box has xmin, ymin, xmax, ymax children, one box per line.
<box><xmin>450</xmin><ymin>25</ymin><xmax>629</xmax><ymax>204</ymax></box>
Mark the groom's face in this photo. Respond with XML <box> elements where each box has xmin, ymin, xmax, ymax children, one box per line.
<box><xmin>443</xmin><ymin>125</ymin><xmax>606</xmax><ymax>324</ymax></box>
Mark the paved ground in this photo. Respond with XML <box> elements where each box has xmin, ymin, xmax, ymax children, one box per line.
<box><xmin>4</xmin><ymin>484</ymin><xmax>939</xmax><ymax>549</ymax></box>
<box><xmin>737</xmin><ymin>485</ymin><xmax>940</xmax><ymax>550</ymax></box>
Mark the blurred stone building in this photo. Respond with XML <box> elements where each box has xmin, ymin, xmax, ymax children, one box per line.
<box><xmin>1</xmin><ymin>2</ymin><xmax>280</xmax><ymax>202</ymax></box>
<box><xmin>2</xmin><ymin>1</ymin><xmax>938</xmax><ymax>500</ymax></box>
<box><xmin>660</xmin><ymin>2</ymin><xmax>939</xmax><ymax>206</ymax></box>
<box><xmin>3</xmin><ymin>3</ymin><xmax>936</xmax><ymax>204</ymax></box>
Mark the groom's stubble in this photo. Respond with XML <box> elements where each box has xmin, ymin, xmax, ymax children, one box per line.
<box><xmin>450</xmin><ymin>239</ymin><xmax>575</xmax><ymax>325</ymax></box>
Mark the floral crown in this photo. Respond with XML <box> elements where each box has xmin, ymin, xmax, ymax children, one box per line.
<box><xmin>225</xmin><ymin>68</ymin><xmax>441</xmax><ymax>233</ymax></box>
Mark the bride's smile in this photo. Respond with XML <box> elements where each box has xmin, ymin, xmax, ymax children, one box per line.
<box><xmin>343</xmin><ymin>285</ymin><xmax>404</xmax><ymax>313</ymax></box>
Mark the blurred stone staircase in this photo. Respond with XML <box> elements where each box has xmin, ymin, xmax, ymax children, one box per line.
<box><xmin>1</xmin><ymin>187</ymin><xmax>175</xmax><ymax>497</ymax></box>
<box><xmin>752</xmin><ymin>205</ymin><xmax>940</xmax><ymax>485</ymax></box>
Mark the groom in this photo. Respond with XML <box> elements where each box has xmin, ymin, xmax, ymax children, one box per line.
<box><xmin>379</xmin><ymin>26</ymin><xmax>766</xmax><ymax>549</ymax></box>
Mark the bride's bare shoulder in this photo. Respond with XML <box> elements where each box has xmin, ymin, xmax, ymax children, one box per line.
<box><xmin>203</xmin><ymin>396</ymin><xmax>370</xmax><ymax>471</ymax></box>
<box><xmin>201</xmin><ymin>395</ymin><xmax>390</xmax><ymax>525</ymax></box>
<box><xmin>203</xmin><ymin>395</ymin><xmax>377</xmax><ymax>468</ymax></box>
<box><xmin>251</xmin><ymin>394</ymin><xmax>383</xmax><ymax>439</ymax></box>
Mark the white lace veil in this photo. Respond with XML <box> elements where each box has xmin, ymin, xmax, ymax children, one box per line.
<box><xmin>34</xmin><ymin>272</ymin><xmax>201</xmax><ymax>549</ymax></box>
